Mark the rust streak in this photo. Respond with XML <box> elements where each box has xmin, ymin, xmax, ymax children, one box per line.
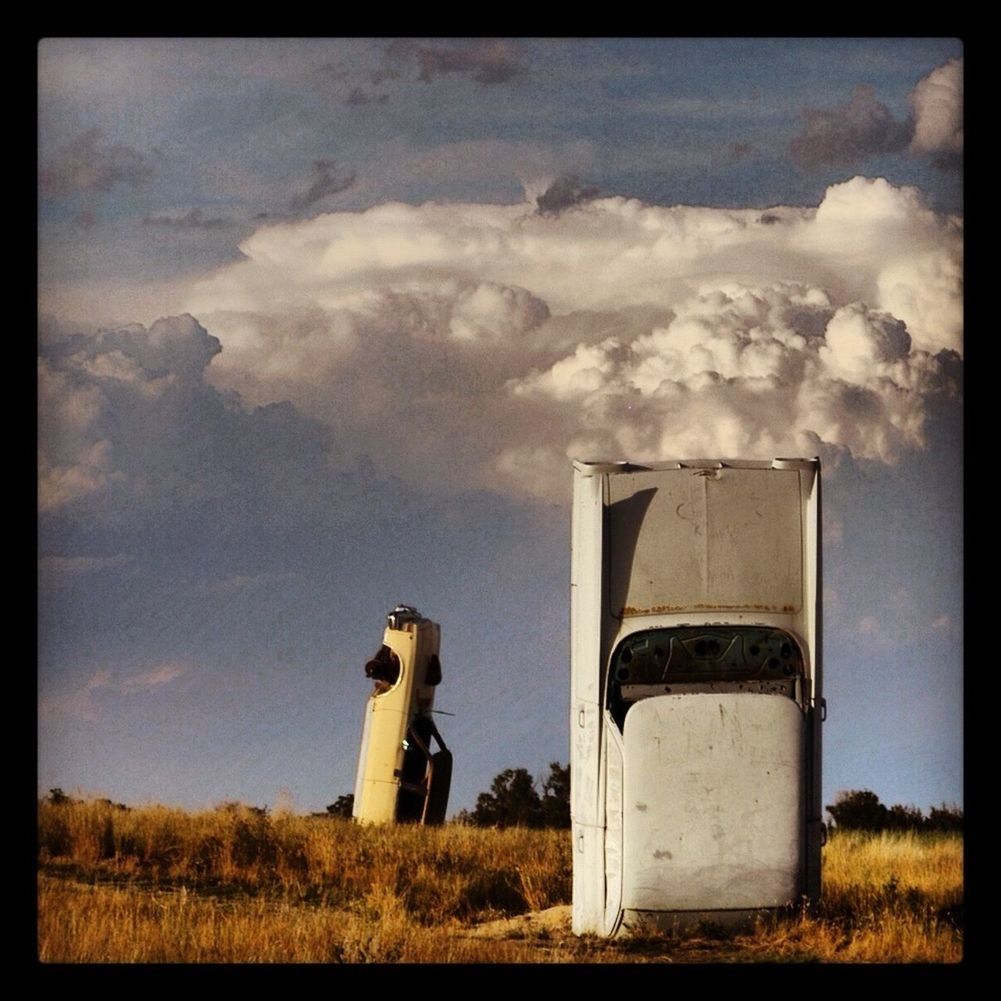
<box><xmin>619</xmin><ymin>602</ymin><xmax>800</xmax><ymax>616</ymax></box>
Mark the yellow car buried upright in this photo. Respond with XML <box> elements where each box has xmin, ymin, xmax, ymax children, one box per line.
<box><xmin>353</xmin><ymin>604</ymin><xmax>452</xmax><ymax>825</ymax></box>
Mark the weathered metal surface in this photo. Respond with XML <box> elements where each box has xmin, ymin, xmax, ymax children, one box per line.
<box><xmin>570</xmin><ymin>467</ymin><xmax>606</xmax><ymax>933</ymax></box>
<box><xmin>621</xmin><ymin>693</ymin><xmax>804</xmax><ymax>913</ymax></box>
<box><xmin>603</xmin><ymin>722</ymin><xmax>625</xmax><ymax>936</ymax></box>
<box><xmin>607</xmin><ymin>466</ymin><xmax>804</xmax><ymax>618</ymax></box>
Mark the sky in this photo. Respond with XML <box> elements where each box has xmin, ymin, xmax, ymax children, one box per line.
<box><xmin>38</xmin><ymin>38</ymin><xmax>963</xmax><ymax>818</ymax></box>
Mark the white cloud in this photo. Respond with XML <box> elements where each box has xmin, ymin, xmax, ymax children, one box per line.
<box><xmin>910</xmin><ymin>58</ymin><xmax>963</xmax><ymax>158</ymax></box>
<box><xmin>39</xmin><ymin>663</ymin><xmax>189</xmax><ymax>727</ymax></box>
<box><xmin>170</xmin><ymin>179</ymin><xmax>956</xmax><ymax>501</ymax></box>
<box><xmin>448</xmin><ymin>282</ymin><xmax>549</xmax><ymax>343</ymax></box>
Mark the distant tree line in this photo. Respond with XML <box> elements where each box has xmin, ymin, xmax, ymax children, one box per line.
<box><xmin>826</xmin><ymin>789</ymin><xmax>963</xmax><ymax>833</ymax></box>
<box><xmin>456</xmin><ymin>763</ymin><xmax>571</xmax><ymax>829</ymax></box>
<box><xmin>324</xmin><ymin>793</ymin><xmax>354</xmax><ymax>818</ymax></box>
<box><xmin>44</xmin><ymin>789</ymin><xmax>129</xmax><ymax>811</ymax></box>
<box><xmin>323</xmin><ymin>763</ymin><xmax>570</xmax><ymax>827</ymax></box>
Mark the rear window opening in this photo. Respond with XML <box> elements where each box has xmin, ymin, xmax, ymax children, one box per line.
<box><xmin>607</xmin><ymin>625</ymin><xmax>804</xmax><ymax>729</ymax></box>
<box><xmin>365</xmin><ymin>644</ymin><xmax>401</xmax><ymax>693</ymax></box>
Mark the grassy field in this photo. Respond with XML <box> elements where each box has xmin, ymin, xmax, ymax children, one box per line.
<box><xmin>37</xmin><ymin>799</ymin><xmax>963</xmax><ymax>963</ymax></box>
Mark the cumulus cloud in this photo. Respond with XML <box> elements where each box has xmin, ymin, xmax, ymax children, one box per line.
<box><xmin>37</xmin><ymin>312</ymin><xmax>412</xmax><ymax>532</ymax></box>
<box><xmin>38</xmin><ymin>440</ymin><xmax>119</xmax><ymax>512</ymax></box>
<box><xmin>788</xmin><ymin>59</ymin><xmax>963</xmax><ymax>171</ymax></box>
<box><xmin>510</xmin><ymin>288</ymin><xmax>951</xmax><ymax>469</ymax></box>
<box><xmin>910</xmin><ymin>58</ymin><xmax>963</xmax><ymax>167</ymax></box>
<box><xmin>789</xmin><ymin>85</ymin><xmax>912</xmax><ymax>168</ymax></box>
<box><xmin>388</xmin><ymin>39</ymin><xmax>522</xmax><ymax>85</ymax></box>
<box><xmin>289</xmin><ymin>159</ymin><xmax>356</xmax><ymax>210</ymax></box>
<box><xmin>178</xmin><ymin>176</ymin><xmax>960</xmax><ymax>502</ymax></box>
<box><xmin>38</xmin><ymin>315</ymin><xmax>221</xmax><ymax>513</ymax></box>
<box><xmin>38</xmin><ymin>355</ymin><xmax>117</xmax><ymax>511</ymax></box>
<box><xmin>40</xmin><ymin>127</ymin><xmax>154</xmax><ymax>197</ymax></box>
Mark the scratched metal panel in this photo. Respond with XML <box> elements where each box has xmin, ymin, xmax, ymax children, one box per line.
<box><xmin>603</xmin><ymin>722</ymin><xmax>624</xmax><ymax>935</ymax></box>
<box><xmin>572</xmin><ymin>823</ymin><xmax>604</xmax><ymax>934</ymax></box>
<box><xmin>621</xmin><ymin>693</ymin><xmax>804</xmax><ymax>911</ymax></box>
<box><xmin>570</xmin><ymin>466</ymin><xmax>608</xmax><ymax>932</ymax></box>
<box><xmin>607</xmin><ymin>467</ymin><xmax>803</xmax><ymax>616</ymax></box>
<box><xmin>572</xmin><ymin>701</ymin><xmax>600</xmax><ymax>825</ymax></box>
<box><xmin>571</xmin><ymin>466</ymin><xmax>605</xmax><ymax>705</ymax></box>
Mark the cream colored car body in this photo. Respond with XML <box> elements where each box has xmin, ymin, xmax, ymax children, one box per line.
<box><xmin>353</xmin><ymin>608</ymin><xmax>444</xmax><ymax>825</ymax></box>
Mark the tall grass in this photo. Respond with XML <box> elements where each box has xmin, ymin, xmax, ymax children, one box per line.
<box><xmin>37</xmin><ymin>799</ymin><xmax>571</xmax><ymax>924</ymax></box>
<box><xmin>822</xmin><ymin>828</ymin><xmax>963</xmax><ymax>915</ymax></box>
<box><xmin>37</xmin><ymin>800</ymin><xmax>962</xmax><ymax>963</ymax></box>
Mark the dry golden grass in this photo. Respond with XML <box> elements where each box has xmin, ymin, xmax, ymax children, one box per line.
<box><xmin>37</xmin><ymin>799</ymin><xmax>570</xmax><ymax>923</ymax></box>
<box><xmin>823</xmin><ymin>829</ymin><xmax>963</xmax><ymax>911</ymax></box>
<box><xmin>37</xmin><ymin>876</ymin><xmax>579</xmax><ymax>963</ymax></box>
<box><xmin>37</xmin><ymin>800</ymin><xmax>962</xmax><ymax>963</ymax></box>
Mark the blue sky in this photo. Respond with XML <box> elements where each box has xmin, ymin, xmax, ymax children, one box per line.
<box><xmin>38</xmin><ymin>38</ymin><xmax>963</xmax><ymax>816</ymax></box>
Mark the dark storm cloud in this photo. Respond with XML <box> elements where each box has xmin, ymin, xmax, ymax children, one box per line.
<box><xmin>789</xmin><ymin>60</ymin><xmax>964</xmax><ymax>173</ymax></box>
<box><xmin>143</xmin><ymin>209</ymin><xmax>236</xmax><ymax>230</ymax></box>
<box><xmin>40</xmin><ymin>128</ymin><xmax>155</xmax><ymax>198</ymax></box>
<box><xmin>535</xmin><ymin>174</ymin><xmax>600</xmax><ymax>215</ymax></box>
<box><xmin>789</xmin><ymin>85</ymin><xmax>913</xmax><ymax>169</ymax></box>
<box><xmin>289</xmin><ymin>160</ymin><xmax>357</xmax><ymax>210</ymax></box>
<box><xmin>36</xmin><ymin>314</ymin><xmax>398</xmax><ymax>532</ymax></box>
<box><xmin>387</xmin><ymin>39</ymin><xmax>522</xmax><ymax>85</ymax></box>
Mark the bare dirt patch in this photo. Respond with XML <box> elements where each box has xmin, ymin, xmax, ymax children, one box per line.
<box><xmin>462</xmin><ymin>904</ymin><xmax>572</xmax><ymax>939</ymax></box>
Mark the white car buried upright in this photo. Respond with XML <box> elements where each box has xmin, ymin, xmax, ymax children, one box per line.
<box><xmin>570</xmin><ymin>458</ymin><xmax>823</xmax><ymax>935</ymax></box>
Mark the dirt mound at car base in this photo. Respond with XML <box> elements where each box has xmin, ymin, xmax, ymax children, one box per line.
<box><xmin>462</xmin><ymin>905</ymin><xmax>572</xmax><ymax>939</ymax></box>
